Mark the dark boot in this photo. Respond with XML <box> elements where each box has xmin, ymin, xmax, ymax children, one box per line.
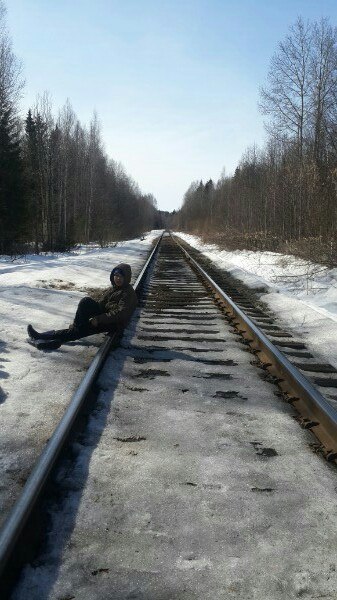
<box><xmin>27</xmin><ymin>324</ymin><xmax>56</xmax><ymax>341</ymax></box>
<box><xmin>53</xmin><ymin>325</ymin><xmax>82</xmax><ymax>342</ymax></box>
<box><xmin>34</xmin><ymin>338</ymin><xmax>62</xmax><ymax>351</ymax></box>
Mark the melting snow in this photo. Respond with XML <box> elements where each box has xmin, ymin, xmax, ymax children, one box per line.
<box><xmin>175</xmin><ymin>232</ymin><xmax>337</xmax><ymax>369</ymax></box>
<box><xmin>0</xmin><ymin>232</ymin><xmax>160</xmax><ymax>527</ymax></box>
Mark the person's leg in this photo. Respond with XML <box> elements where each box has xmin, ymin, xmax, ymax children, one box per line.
<box><xmin>27</xmin><ymin>325</ymin><xmax>57</xmax><ymax>340</ymax></box>
<box><xmin>27</xmin><ymin>297</ymin><xmax>102</xmax><ymax>342</ymax></box>
<box><xmin>53</xmin><ymin>297</ymin><xmax>104</xmax><ymax>342</ymax></box>
<box><xmin>73</xmin><ymin>297</ymin><xmax>102</xmax><ymax>330</ymax></box>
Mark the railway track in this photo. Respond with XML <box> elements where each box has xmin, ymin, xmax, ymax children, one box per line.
<box><xmin>2</xmin><ymin>231</ymin><xmax>337</xmax><ymax>599</ymax></box>
<box><xmin>174</xmin><ymin>235</ymin><xmax>337</xmax><ymax>405</ymax></box>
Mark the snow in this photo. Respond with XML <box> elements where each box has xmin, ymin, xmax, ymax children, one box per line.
<box><xmin>174</xmin><ymin>232</ymin><xmax>337</xmax><ymax>369</ymax></box>
<box><xmin>12</xmin><ymin>252</ymin><xmax>337</xmax><ymax>599</ymax></box>
<box><xmin>2</xmin><ymin>228</ymin><xmax>337</xmax><ymax>598</ymax></box>
<box><xmin>0</xmin><ymin>232</ymin><xmax>160</xmax><ymax>528</ymax></box>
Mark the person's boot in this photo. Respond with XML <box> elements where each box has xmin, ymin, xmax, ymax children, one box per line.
<box><xmin>54</xmin><ymin>325</ymin><xmax>81</xmax><ymax>343</ymax></box>
<box><xmin>34</xmin><ymin>338</ymin><xmax>62</xmax><ymax>351</ymax></box>
<box><xmin>27</xmin><ymin>324</ymin><xmax>56</xmax><ymax>341</ymax></box>
<box><xmin>27</xmin><ymin>324</ymin><xmax>62</xmax><ymax>350</ymax></box>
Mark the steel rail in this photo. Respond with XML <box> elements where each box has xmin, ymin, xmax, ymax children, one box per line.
<box><xmin>0</xmin><ymin>232</ymin><xmax>163</xmax><ymax>593</ymax></box>
<box><xmin>172</xmin><ymin>233</ymin><xmax>337</xmax><ymax>459</ymax></box>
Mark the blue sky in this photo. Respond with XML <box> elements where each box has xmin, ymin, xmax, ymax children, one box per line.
<box><xmin>7</xmin><ymin>0</ymin><xmax>337</xmax><ymax>211</ymax></box>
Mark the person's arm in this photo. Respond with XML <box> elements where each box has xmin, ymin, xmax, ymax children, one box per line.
<box><xmin>91</xmin><ymin>288</ymin><xmax>137</xmax><ymax>328</ymax></box>
<box><xmin>97</xmin><ymin>288</ymin><xmax>113</xmax><ymax>310</ymax></box>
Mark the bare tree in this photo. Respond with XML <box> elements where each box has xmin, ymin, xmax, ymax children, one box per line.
<box><xmin>310</xmin><ymin>19</ymin><xmax>337</xmax><ymax>163</ymax></box>
<box><xmin>0</xmin><ymin>1</ymin><xmax>24</xmax><ymax>113</ymax></box>
<box><xmin>259</xmin><ymin>17</ymin><xmax>312</xmax><ymax>160</ymax></box>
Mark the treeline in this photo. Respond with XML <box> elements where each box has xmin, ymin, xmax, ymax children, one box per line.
<box><xmin>0</xmin><ymin>2</ymin><xmax>157</xmax><ymax>254</ymax></box>
<box><xmin>175</xmin><ymin>18</ymin><xmax>337</xmax><ymax>264</ymax></box>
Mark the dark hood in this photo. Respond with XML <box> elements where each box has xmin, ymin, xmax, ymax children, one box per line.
<box><xmin>110</xmin><ymin>263</ymin><xmax>132</xmax><ymax>287</ymax></box>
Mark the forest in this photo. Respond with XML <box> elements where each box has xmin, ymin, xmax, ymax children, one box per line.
<box><xmin>0</xmin><ymin>2</ymin><xmax>157</xmax><ymax>255</ymax></box>
<box><xmin>2</xmin><ymin>5</ymin><xmax>337</xmax><ymax>265</ymax></box>
<box><xmin>175</xmin><ymin>18</ymin><xmax>337</xmax><ymax>266</ymax></box>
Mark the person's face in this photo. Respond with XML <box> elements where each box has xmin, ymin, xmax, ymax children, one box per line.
<box><xmin>114</xmin><ymin>272</ymin><xmax>124</xmax><ymax>287</ymax></box>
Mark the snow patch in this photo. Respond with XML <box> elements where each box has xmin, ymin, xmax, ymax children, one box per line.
<box><xmin>175</xmin><ymin>232</ymin><xmax>337</xmax><ymax>369</ymax></box>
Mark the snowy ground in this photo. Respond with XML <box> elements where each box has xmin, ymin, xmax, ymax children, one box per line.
<box><xmin>0</xmin><ymin>232</ymin><xmax>160</xmax><ymax>528</ymax></box>
<box><xmin>12</xmin><ymin>241</ymin><xmax>337</xmax><ymax>600</ymax></box>
<box><xmin>175</xmin><ymin>232</ymin><xmax>337</xmax><ymax>370</ymax></box>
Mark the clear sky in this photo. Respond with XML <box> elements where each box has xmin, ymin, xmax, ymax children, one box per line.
<box><xmin>7</xmin><ymin>0</ymin><xmax>337</xmax><ymax>211</ymax></box>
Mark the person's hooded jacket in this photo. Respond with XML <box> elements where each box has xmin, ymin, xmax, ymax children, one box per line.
<box><xmin>93</xmin><ymin>263</ymin><xmax>137</xmax><ymax>329</ymax></box>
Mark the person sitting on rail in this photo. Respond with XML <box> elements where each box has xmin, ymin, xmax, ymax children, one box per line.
<box><xmin>27</xmin><ymin>263</ymin><xmax>138</xmax><ymax>350</ymax></box>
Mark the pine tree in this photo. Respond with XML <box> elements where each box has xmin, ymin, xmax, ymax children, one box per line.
<box><xmin>0</xmin><ymin>1</ymin><xmax>26</xmax><ymax>253</ymax></box>
<box><xmin>0</xmin><ymin>102</ymin><xmax>26</xmax><ymax>253</ymax></box>
<box><xmin>24</xmin><ymin>109</ymin><xmax>40</xmax><ymax>252</ymax></box>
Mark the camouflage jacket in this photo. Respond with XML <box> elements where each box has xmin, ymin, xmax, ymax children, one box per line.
<box><xmin>94</xmin><ymin>263</ymin><xmax>137</xmax><ymax>328</ymax></box>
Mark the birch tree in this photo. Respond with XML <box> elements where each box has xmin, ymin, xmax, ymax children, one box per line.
<box><xmin>260</xmin><ymin>17</ymin><xmax>312</xmax><ymax>159</ymax></box>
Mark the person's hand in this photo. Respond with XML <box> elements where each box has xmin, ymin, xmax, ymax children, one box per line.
<box><xmin>89</xmin><ymin>317</ymin><xmax>98</xmax><ymax>328</ymax></box>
